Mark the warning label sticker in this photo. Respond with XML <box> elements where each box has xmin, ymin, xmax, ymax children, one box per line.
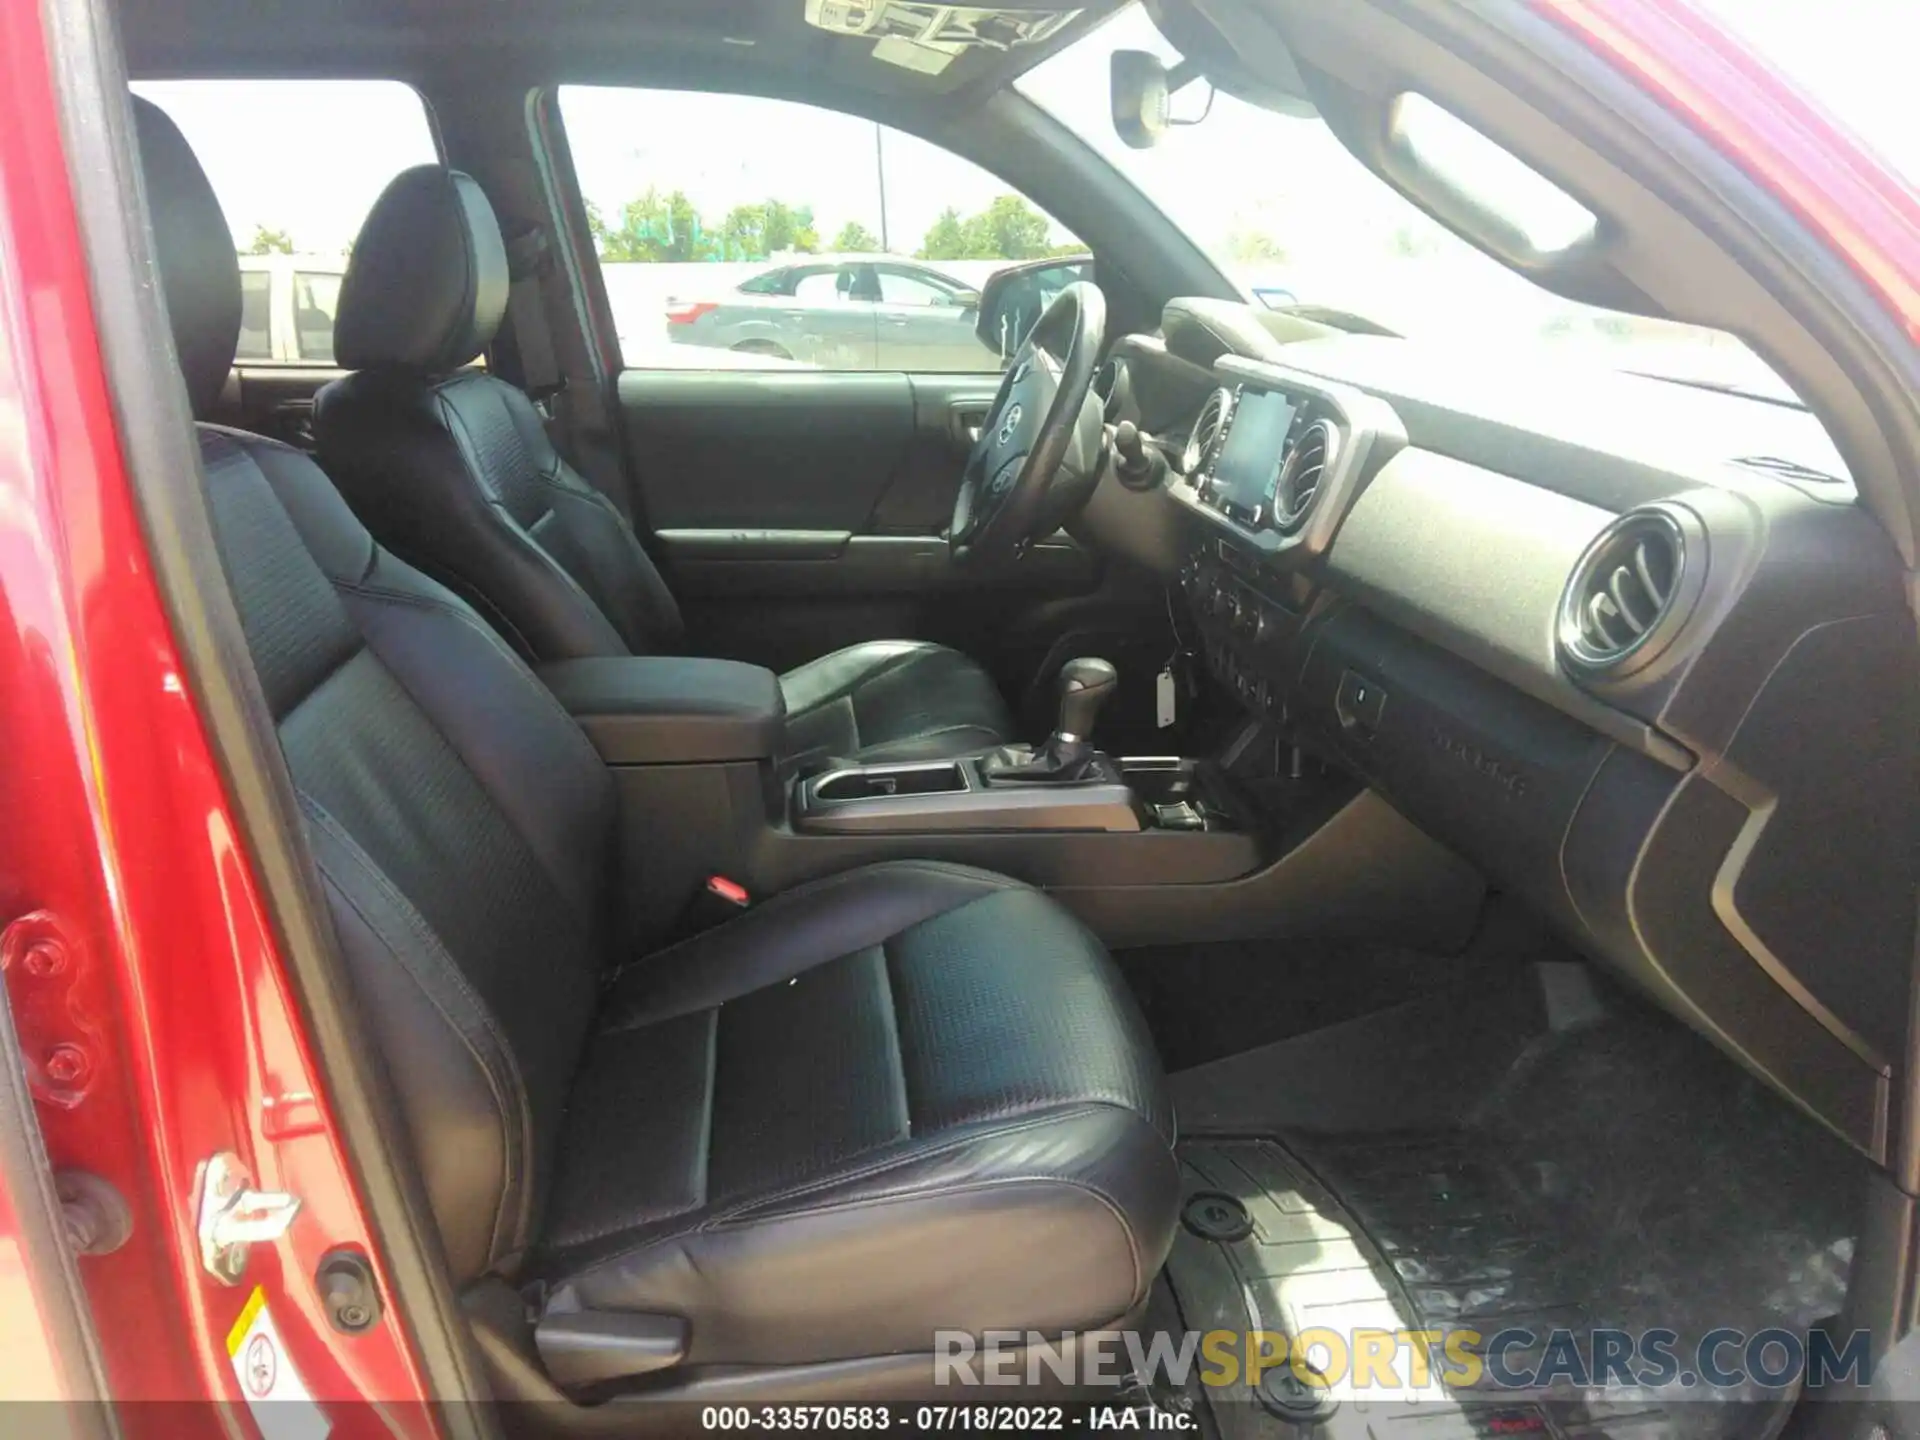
<box><xmin>226</xmin><ymin>1286</ymin><xmax>332</xmax><ymax>1440</ymax></box>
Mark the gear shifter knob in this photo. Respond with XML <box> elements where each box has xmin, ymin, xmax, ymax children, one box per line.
<box><xmin>980</xmin><ymin>657</ymin><xmax>1117</xmax><ymax>787</ymax></box>
<box><xmin>1056</xmin><ymin>657</ymin><xmax>1118</xmax><ymax>743</ymax></box>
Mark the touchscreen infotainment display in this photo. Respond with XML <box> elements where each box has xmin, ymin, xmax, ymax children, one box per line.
<box><xmin>1212</xmin><ymin>389</ymin><xmax>1297</xmax><ymax>520</ymax></box>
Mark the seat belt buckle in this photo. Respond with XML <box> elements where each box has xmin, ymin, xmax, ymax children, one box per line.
<box><xmin>667</xmin><ymin>875</ymin><xmax>751</xmax><ymax>944</ymax></box>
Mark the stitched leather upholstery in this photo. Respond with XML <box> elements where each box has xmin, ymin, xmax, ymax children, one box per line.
<box><xmin>781</xmin><ymin>640</ymin><xmax>1015</xmax><ymax>768</ymax></box>
<box><xmin>314</xmin><ymin>164</ymin><xmax>1014</xmax><ymax>764</ymax></box>
<box><xmin>139</xmin><ymin>96</ymin><xmax>1177</xmax><ymax>1382</ymax></box>
<box><xmin>199</xmin><ymin>424</ymin><xmax>614</xmax><ymax>1280</ymax></box>
<box><xmin>545</xmin><ymin>862</ymin><xmax>1177</xmax><ymax>1362</ymax></box>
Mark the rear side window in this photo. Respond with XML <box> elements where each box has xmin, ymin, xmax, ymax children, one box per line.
<box><xmin>292</xmin><ymin>270</ymin><xmax>344</xmax><ymax>363</ymax></box>
<box><xmin>793</xmin><ymin>271</ymin><xmax>851</xmax><ymax>303</ymax></box>
<box><xmin>876</xmin><ymin>267</ymin><xmax>961</xmax><ymax>306</ymax></box>
<box><xmin>235</xmin><ymin>270</ymin><xmax>272</xmax><ymax>361</ymax></box>
<box><xmin>131</xmin><ymin>80</ymin><xmax>438</xmax><ymax>366</ymax></box>
<box><xmin>558</xmin><ymin>85</ymin><xmax>1080</xmax><ymax>374</ymax></box>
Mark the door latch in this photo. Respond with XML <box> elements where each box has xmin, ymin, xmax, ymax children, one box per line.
<box><xmin>195</xmin><ymin>1152</ymin><xmax>300</xmax><ymax>1285</ymax></box>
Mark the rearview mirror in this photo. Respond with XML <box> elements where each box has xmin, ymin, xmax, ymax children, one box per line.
<box><xmin>1111</xmin><ymin>50</ymin><xmax>1172</xmax><ymax>149</ymax></box>
<box><xmin>974</xmin><ymin>257</ymin><xmax>1095</xmax><ymax>360</ymax></box>
<box><xmin>951</xmin><ymin>288</ymin><xmax>981</xmax><ymax>311</ymax></box>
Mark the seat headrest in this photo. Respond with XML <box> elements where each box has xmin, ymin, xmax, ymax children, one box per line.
<box><xmin>334</xmin><ymin>167</ymin><xmax>509</xmax><ymax>374</ymax></box>
<box><xmin>132</xmin><ymin>96</ymin><xmax>241</xmax><ymax>419</ymax></box>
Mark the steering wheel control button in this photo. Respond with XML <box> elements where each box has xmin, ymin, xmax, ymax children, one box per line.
<box><xmin>995</xmin><ymin>402</ymin><xmax>1024</xmax><ymax>447</ymax></box>
<box><xmin>1181</xmin><ymin>1190</ymin><xmax>1253</xmax><ymax>1243</ymax></box>
<box><xmin>990</xmin><ymin>456</ymin><xmax>1022</xmax><ymax>495</ymax></box>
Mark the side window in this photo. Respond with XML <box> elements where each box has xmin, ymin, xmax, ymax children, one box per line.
<box><xmin>235</xmin><ymin>270</ymin><xmax>273</xmax><ymax>360</ymax></box>
<box><xmin>558</xmin><ymin>86</ymin><xmax>1083</xmax><ymax>374</ymax></box>
<box><xmin>292</xmin><ymin>271</ymin><xmax>344</xmax><ymax>362</ymax></box>
<box><xmin>130</xmin><ymin>80</ymin><xmax>437</xmax><ymax>368</ymax></box>
<box><xmin>792</xmin><ymin>270</ymin><xmax>851</xmax><ymax>303</ymax></box>
<box><xmin>876</xmin><ymin>267</ymin><xmax>960</xmax><ymax>307</ymax></box>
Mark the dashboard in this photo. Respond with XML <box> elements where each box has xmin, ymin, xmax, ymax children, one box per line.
<box><xmin>1105</xmin><ymin>300</ymin><xmax>1918</xmax><ymax>1161</ymax></box>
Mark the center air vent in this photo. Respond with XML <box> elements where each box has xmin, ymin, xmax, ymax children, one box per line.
<box><xmin>1273</xmin><ymin>419</ymin><xmax>1337</xmax><ymax>533</ymax></box>
<box><xmin>1183</xmin><ymin>387</ymin><xmax>1235</xmax><ymax>480</ymax></box>
<box><xmin>1558</xmin><ymin>509</ymin><xmax>1696</xmax><ymax>675</ymax></box>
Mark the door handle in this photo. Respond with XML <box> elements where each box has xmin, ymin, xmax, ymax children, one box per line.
<box><xmin>946</xmin><ymin>399</ymin><xmax>995</xmax><ymax>446</ymax></box>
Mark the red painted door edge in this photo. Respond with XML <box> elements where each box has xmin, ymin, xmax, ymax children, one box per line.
<box><xmin>1532</xmin><ymin>0</ymin><xmax>1920</xmax><ymax>346</ymax></box>
<box><xmin>0</xmin><ymin>5</ymin><xmax>439</xmax><ymax>1430</ymax></box>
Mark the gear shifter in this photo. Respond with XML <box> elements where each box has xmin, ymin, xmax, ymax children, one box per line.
<box><xmin>1055</xmin><ymin>657</ymin><xmax>1118</xmax><ymax>743</ymax></box>
<box><xmin>981</xmin><ymin>657</ymin><xmax>1118</xmax><ymax>785</ymax></box>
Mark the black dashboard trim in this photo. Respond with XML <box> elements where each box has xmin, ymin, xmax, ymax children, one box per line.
<box><xmin>1137</xmin><ymin>304</ymin><xmax>1916</xmax><ymax>1159</ymax></box>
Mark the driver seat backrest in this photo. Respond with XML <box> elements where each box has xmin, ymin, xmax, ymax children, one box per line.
<box><xmin>313</xmin><ymin>165</ymin><xmax>682</xmax><ymax>664</ymax></box>
<box><xmin>315</xmin><ymin>166</ymin><xmax>1018</xmax><ymax>771</ymax></box>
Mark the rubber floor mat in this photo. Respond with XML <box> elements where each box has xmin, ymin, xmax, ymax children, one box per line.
<box><xmin>1161</xmin><ymin>1017</ymin><xmax>1860</xmax><ymax>1440</ymax></box>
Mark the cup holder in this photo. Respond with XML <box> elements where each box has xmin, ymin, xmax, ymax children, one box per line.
<box><xmin>812</xmin><ymin>762</ymin><xmax>967</xmax><ymax>803</ymax></box>
<box><xmin>1123</xmin><ymin>759</ymin><xmax>1199</xmax><ymax>808</ymax></box>
<box><xmin>1120</xmin><ymin>758</ymin><xmax>1243</xmax><ymax>832</ymax></box>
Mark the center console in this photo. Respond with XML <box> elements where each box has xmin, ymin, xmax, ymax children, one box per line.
<box><xmin>797</xmin><ymin>757</ymin><xmax>1140</xmax><ymax>834</ymax></box>
<box><xmin>538</xmin><ymin>647</ymin><xmax>1481</xmax><ymax>957</ymax></box>
<box><xmin>793</xmin><ymin>754</ymin><xmax>1243</xmax><ymax>835</ymax></box>
<box><xmin>792</xmin><ymin>656</ymin><xmax>1240</xmax><ymax>836</ymax></box>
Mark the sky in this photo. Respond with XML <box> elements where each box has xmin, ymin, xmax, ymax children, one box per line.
<box><xmin>133</xmin><ymin>79</ymin><xmax>439</xmax><ymax>255</ymax></box>
<box><xmin>134</xmin><ymin>0</ymin><xmax>1920</xmax><ymax>387</ymax></box>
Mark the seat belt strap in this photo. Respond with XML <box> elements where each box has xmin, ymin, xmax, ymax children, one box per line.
<box><xmin>503</xmin><ymin>223</ymin><xmax>565</xmax><ymax>415</ymax></box>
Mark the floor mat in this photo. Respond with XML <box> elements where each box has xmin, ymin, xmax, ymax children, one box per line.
<box><xmin>1160</xmin><ymin>1008</ymin><xmax>1862</xmax><ymax>1440</ymax></box>
<box><xmin>1167</xmin><ymin>966</ymin><xmax>1548</xmax><ymax>1134</ymax></box>
<box><xmin>1129</xmin><ymin>897</ymin><xmax>1560</xmax><ymax>1074</ymax></box>
<box><xmin>1120</xmin><ymin>940</ymin><xmax>1476</xmax><ymax>1072</ymax></box>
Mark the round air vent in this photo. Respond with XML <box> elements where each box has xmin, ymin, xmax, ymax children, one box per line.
<box><xmin>1558</xmin><ymin>509</ymin><xmax>1697</xmax><ymax>674</ymax></box>
<box><xmin>1183</xmin><ymin>387</ymin><xmax>1235</xmax><ymax>479</ymax></box>
<box><xmin>1272</xmin><ymin>418</ymin><xmax>1338</xmax><ymax>533</ymax></box>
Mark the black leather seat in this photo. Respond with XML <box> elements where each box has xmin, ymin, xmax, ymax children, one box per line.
<box><xmin>136</xmin><ymin>97</ymin><xmax>1177</xmax><ymax>1398</ymax></box>
<box><xmin>310</xmin><ymin>165</ymin><xmax>1014</xmax><ymax>767</ymax></box>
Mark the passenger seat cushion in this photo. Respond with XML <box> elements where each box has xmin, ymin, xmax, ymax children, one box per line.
<box><xmin>539</xmin><ymin>862</ymin><xmax>1178</xmax><ymax>1366</ymax></box>
<box><xmin>781</xmin><ymin>641</ymin><xmax>1015</xmax><ymax>766</ymax></box>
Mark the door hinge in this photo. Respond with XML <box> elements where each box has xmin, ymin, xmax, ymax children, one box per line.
<box><xmin>195</xmin><ymin>1152</ymin><xmax>300</xmax><ymax>1285</ymax></box>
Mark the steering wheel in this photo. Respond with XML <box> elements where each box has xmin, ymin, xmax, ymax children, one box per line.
<box><xmin>950</xmin><ymin>281</ymin><xmax>1108</xmax><ymax>566</ymax></box>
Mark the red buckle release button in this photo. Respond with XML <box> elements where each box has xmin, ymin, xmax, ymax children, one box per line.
<box><xmin>706</xmin><ymin>875</ymin><xmax>750</xmax><ymax>907</ymax></box>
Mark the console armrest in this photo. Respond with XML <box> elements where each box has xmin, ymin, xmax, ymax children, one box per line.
<box><xmin>539</xmin><ymin>658</ymin><xmax>785</xmax><ymax>765</ymax></box>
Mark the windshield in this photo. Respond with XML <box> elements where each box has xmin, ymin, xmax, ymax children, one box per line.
<box><xmin>1016</xmin><ymin>5</ymin><xmax>1799</xmax><ymax>406</ymax></box>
